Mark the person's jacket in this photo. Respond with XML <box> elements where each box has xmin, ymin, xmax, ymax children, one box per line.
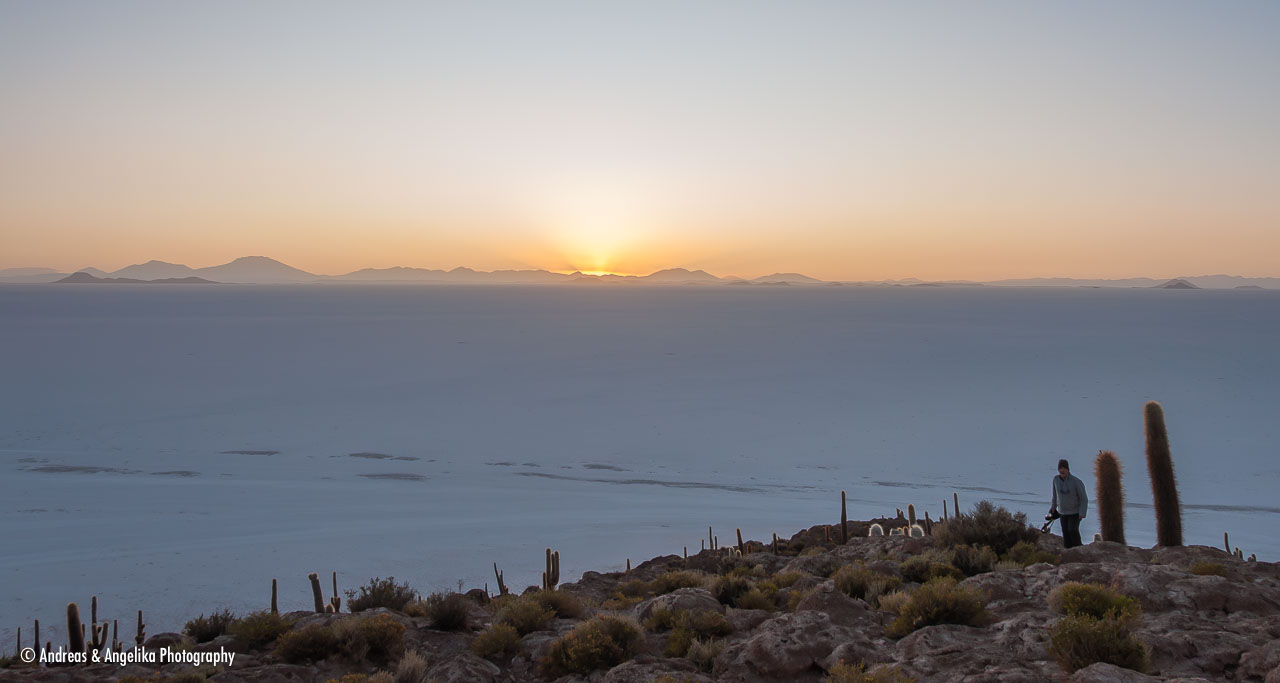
<box><xmin>1052</xmin><ymin>473</ymin><xmax>1088</xmax><ymax>517</ymax></box>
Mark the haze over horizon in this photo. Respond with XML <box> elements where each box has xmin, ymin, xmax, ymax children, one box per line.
<box><xmin>3</xmin><ymin>2</ymin><xmax>1279</xmax><ymax>280</ymax></box>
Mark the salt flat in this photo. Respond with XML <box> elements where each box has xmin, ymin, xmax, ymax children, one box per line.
<box><xmin>1</xmin><ymin>283</ymin><xmax>1277</xmax><ymax>644</ymax></box>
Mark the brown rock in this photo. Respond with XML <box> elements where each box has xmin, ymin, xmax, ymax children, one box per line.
<box><xmin>792</xmin><ymin>581</ymin><xmax>873</xmax><ymax>627</ymax></box>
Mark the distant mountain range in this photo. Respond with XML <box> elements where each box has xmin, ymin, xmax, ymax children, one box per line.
<box><xmin>0</xmin><ymin>258</ymin><xmax>1276</xmax><ymax>289</ymax></box>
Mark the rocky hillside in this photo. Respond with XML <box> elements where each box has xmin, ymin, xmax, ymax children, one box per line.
<box><xmin>2</xmin><ymin>508</ymin><xmax>1278</xmax><ymax>683</ymax></box>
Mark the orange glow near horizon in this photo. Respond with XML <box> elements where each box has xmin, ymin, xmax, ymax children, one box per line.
<box><xmin>2</xmin><ymin>4</ymin><xmax>1279</xmax><ymax>281</ymax></box>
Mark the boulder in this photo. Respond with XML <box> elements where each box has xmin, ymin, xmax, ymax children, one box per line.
<box><xmin>633</xmin><ymin>588</ymin><xmax>724</xmax><ymax>623</ymax></box>
<box><xmin>714</xmin><ymin>611</ymin><xmax>854</xmax><ymax>681</ymax></box>
<box><xmin>425</xmin><ymin>653</ymin><xmax>500</xmax><ymax>683</ymax></box>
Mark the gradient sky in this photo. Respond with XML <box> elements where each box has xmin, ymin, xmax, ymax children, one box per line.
<box><xmin>2</xmin><ymin>2</ymin><xmax>1278</xmax><ymax>280</ymax></box>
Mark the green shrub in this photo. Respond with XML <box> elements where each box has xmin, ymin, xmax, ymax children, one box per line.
<box><xmin>685</xmin><ymin>637</ymin><xmax>726</xmax><ymax>672</ymax></box>
<box><xmin>834</xmin><ymin>564</ymin><xmax>903</xmax><ymax>605</ymax></box>
<box><xmin>826</xmin><ymin>660</ymin><xmax>917</xmax><ymax>682</ymax></box>
<box><xmin>710</xmin><ymin>576</ymin><xmax>753</xmax><ymax>606</ymax></box>
<box><xmin>495</xmin><ymin>595</ymin><xmax>555</xmax><ymax>635</ymax></box>
<box><xmin>650</xmin><ymin>571</ymin><xmax>709</xmax><ymax>594</ymax></box>
<box><xmin>470</xmin><ymin>623</ymin><xmax>522</xmax><ymax>660</ymax></box>
<box><xmin>345</xmin><ymin>577</ymin><xmax>417</xmax><ymax>613</ymax></box>
<box><xmin>531</xmin><ymin>589</ymin><xmax>586</xmax><ymax>619</ymax></box>
<box><xmin>936</xmin><ymin>501</ymin><xmax>1038</xmax><ymax>556</ymax></box>
<box><xmin>645</xmin><ymin>606</ymin><xmax>731</xmax><ymax>655</ymax></box>
<box><xmin>1047</xmin><ymin>614</ymin><xmax>1148</xmax><ymax>673</ymax></box>
<box><xmin>1189</xmin><ymin>561</ymin><xmax>1228</xmax><ymax>577</ymax></box>
<box><xmin>421</xmin><ymin>592</ymin><xmax>470</xmax><ymax>631</ymax></box>
<box><xmin>949</xmin><ymin>545</ymin><xmax>999</xmax><ymax>577</ymax></box>
<box><xmin>886</xmin><ymin>578</ymin><xmax>987</xmax><ymax>638</ymax></box>
<box><xmin>1004</xmin><ymin>541</ymin><xmax>1061</xmax><ymax>567</ymax></box>
<box><xmin>228</xmin><ymin>610</ymin><xmax>294</xmax><ymax>649</ymax></box>
<box><xmin>183</xmin><ymin>609</ymin><xmax>236</xmax><ymax>643</ymax></box>
<box><xmin>875</xmin><ymin>590</ymin><xmax>911</xmax><ymax>615</ymax></box>
<box><xmin>540</xmin><ymin>615</ymin><xmax>644</xmax><ymax>677</ymax></box>
<box><xmin>1047</xmin><ymin>582</ymin><xmax>1140</xmax><ymax>624</ymax></box>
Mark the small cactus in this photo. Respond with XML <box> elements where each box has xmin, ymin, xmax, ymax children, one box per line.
<box><xmin>953</xmin><ymin>493</ymin><xmax>960</xmax><ymax>518</ymax></box>
<box><xmin>1224</xmin><ymin>532</ymin><xmax>1231</xmax><ymax>554</ymax></box>
<box><xmin>542</xmin><ymin>548</ymin><xmax>561</xmax><ymax>590</ymax></box>
<box><xmin>889</xmin><ymin>527</ymin><xmax>904</xmax><ymax>536</ymax></box>
<box><xmin>736</xmin><ymin>528</ymin><xmax>745</xmax><ymax>556</ymax></box>
<box><xmin>868</xmin><ymin>523</ymin><xmax>884</xmax><ymax>537</ymax></box>
<box><xmin>135</xmin><ymin>610</ymin><xmax>145</xmax><ymax>646</ymax></box>
<box><xmin>330</xmin><ymin>571</ymin><xmax>341</xmax><ymax>613</ymax></box>
<box><xmin>907</xmin><ymin>504</ymin><xmax>917</xmax><ymax>528</ymax></box>
<box><xmin>1093</xmin><ymin>532</ymin><xmax>1103</xmax><ymax>543</ymax></box>
<box><xmin>908</xmin><ymin>524</ymin><xmax>925</xmax><ymax>538</ymax></box>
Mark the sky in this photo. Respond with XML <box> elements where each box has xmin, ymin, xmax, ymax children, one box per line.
<box><xmin>1</xmin><ymin>1</ymin><xmax>1278</xmax><ymax>280</ymax></box>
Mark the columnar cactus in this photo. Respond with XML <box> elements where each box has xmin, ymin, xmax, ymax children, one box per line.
<box><xmin>907</xmin><ymin>504</ymin><xmax>917</xmax><ymax>529</ymax></box>
<box><xmin>953</xmin><ymin>493</ymin><xmax>960</xmax><ymax>518</ymax></box>
<box><xmin>308</xmin><ymin>572</ymin><xmax>325</xmax><ymax>613</ymax></box>
<box><xmin>840</xmin><ymin>491</ymin><xmax>848</xmax><ymax>545</ymax></box>
<box><xmin>67</xmin><ymin>603</ymin><xmax>85</xmax><ymax>654</ymax></box>
<box><xmin>493</xmin><ymin>562</ymin><xmax>508</xmax><ymax>596</ymax></box>
<box><xmin>330</xmin><ymin>572</ymin><xmax>341</xmax><ymax>612</ymax></box>
<box><xmin>1144</xmin><ymin>401</ymin><xmax>1183</xmax><ymax>546</ymax></box>
<box><xmin>542</xmin><ymin>548</ymin><xmax>561</xmax><ymax>590</ymax></box>
<box><xmin>736</xmin><ymin>528</ymin><xmax>745</xmax><ymax>555</ymax></box>
<box><xmin>271</xmin><ymin>578</ymin><xmax>278</xmax><ymax>614</ymax></box>
<box><xmin>1094</xmin><ymin>450</ymin><xmax>1126</xmax><ymax>544</ymax></box>
<box><xmin>135</xmin><ymin>610</ymin><xmax>145</xmax><ymax>646</ymax></box>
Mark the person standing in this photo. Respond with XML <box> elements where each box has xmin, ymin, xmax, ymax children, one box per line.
<box><xmin>1050</xmin><ymin>458</ymin><xmax>1088</xmax><ymax>548</ymax></box>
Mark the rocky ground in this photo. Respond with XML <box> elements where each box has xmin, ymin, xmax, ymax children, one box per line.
<box><xmin>3</xmin><ymin>515</ymin><xmax>1279</xmax><ymax>683</ymax></box>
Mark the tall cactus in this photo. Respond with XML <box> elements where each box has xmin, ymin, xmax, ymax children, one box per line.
<box><xmin>1094</xmin><ymin>450</ymin><xmax>1126</xmax><ymax>544</ymax></box>
<box><xmin>308</xmin><ymin>572</ymin><xmax>325</xmax><ymax>613</ymax></box>
<box><xmin>907</xmin><ymin>504</ymin><xmax>917</xmax><ymax>528</ymax></box>
<box><xmin>1144</xmin><ymin>401</ymin><xmax>1183</xmax><ymax>546</ymax></box>
<box><xmin>67</xmin><ymin>603</ymin><xmax>84</xmax><ymax>654</ymax></box>
<box><xmin>271</xmin><ymin>578</ymin><xmax>278</xmax><ymax>614</ymax></box>
<box><xmin>330</xmin><ymin>572</ymin><xmax>341</xmax><ymax>613</ymax></box>
<box><xmin>840</xmin><ymin>491</ymin><xmax>848</xmax><ymax>545</ymax></box>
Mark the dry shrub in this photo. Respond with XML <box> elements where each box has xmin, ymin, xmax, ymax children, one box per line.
<box><xmin>1047</xmin><ymin>582</ymin><xmax>1141</xmax><ymax>624</ymax></box>
<box><xmin>936</xmin><ymin>501</ymin><xmax>1038</xmax><ymax>556</ymax></box>
<box><xmin>393</xmin><ymin>649</ymin><xmax>429</xmax><ymax>683</ymax></box>
<box><xmin>899</xmin><ymin>555</ymin><xmax>962</xmax><ymax>584</ymax></box>
<box><xmin>227</xmin><ymin>610</ymin><xmax>294</xmax><ymax>649</ymax></box>
<box><xmin>649</xmin><ymin>570</ymin><xmax>710</xmax><ymax>594</ymax></box>
<box><xmin>345</xmin><ymin>577</ymin><xmax>417</xmax><ymax>613</ymax></box>
<box><xmin>949</xmin><ymin>545</ymin><xmax>999</xmax><ymax>576</ymax></box>
<box><xmin>184</xmin><ymin>609</ymin><xmax>236</xmax><ymax>643</ymax></box>
<box><xmin>495</xmin><ymin>595</ymin><xmax>555</xmax><ymax>635</ymax></box>
<box><xmin>1004</xmin><ymin>541</ymin><xmax>1061</xmax><ymax>567</ymax></box>
<box><xmin>531</xmin><ymin>590</ymin><xmax>586</xmax><ymax>619</ymax></box>
<box><xmin>875</xmin><ymin>590</ymin><xmax>912</xmax><ymax>615</ymax></box>
<box><xmin>685</xmin><ymin>637</ymin><xmax>726</xmax><ymax>672</ymax></box>
<box><xmin>1189</xmin><ymin>561</ymin><xmax>1227</xmax><ymax>577</ymax></box>
<box><xmin>276</xmin><ymin>614</ymin><xmax>405</xmax><ymax>665</ymax></box>
<box><xmin>470</xmin><ymin>623</ymin><xmax>522</xmax><ymax>660</ymax></box>
<box><xmin>826</xmin><ymin>660</ymin><xmax>917</xmax><ymax>682</ymax></box>
<box><xmin>420</xmin><ymin>592</ymin><xmax>470</xmax><ymax>631</ymax></box>
<box><xmin>834</xmin><ymin>564</ymin><xmax>903</xmax><ymax>605</ymax></box>
<box><xmin>1047</xmin><ymin>614</ymin><xmax>1148</xmax><ymax>673</ymax></box>
<box><xmin>733</xmin><ymin>588</ymin><xmax>776</xmax><ymax>611</ymax></box>
<box><xmin>710</xmin><ymin>576</ymin><xmax>753</xmax><ymax>606</ymax></box>
<box><xmin>540</xmin><ymin>615</ymin><xmax>644</xmax><ymax>677</ymax></box>
<box><xmin>886</xmin><ymin>578</ymin><xmax>987</xmax><ymax>638</ymax></box>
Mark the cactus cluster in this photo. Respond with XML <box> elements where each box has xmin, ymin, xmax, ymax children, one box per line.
<box><xmin>493</xmin><ymin>562</ymin><xmax>509</xmax><ymax>596</ymax></box>
<box><xmin>542</xmin><ymin>548</ymin><xmax>561</xmax><ymax>590</ymax></box>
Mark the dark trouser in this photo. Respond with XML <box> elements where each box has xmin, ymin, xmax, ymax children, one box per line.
<box><xmin>1060</xmin><ymin>513</ymin><xmax>1082</xmax><ymax>548</ymax></box>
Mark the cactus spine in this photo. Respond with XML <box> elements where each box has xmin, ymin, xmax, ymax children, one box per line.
<box><xmin>67</xmin><ymin>603</ymin><xmax>84</xmax><ymax>654</ymax></box>
<box><xmin>308</xmin><ymin>572</ymin><xmax>325</xmax><ymax>613</ymax></box>
<box><xmin>1144</xmin><ymin>401</ymin><xmax>1183</xmax><ymax>546</ymax></box>
<box><xmin>1094</xmin><ymin>450</ymin><xmax>1126</xmax><ymax>544</ymax></box>
<box><xmin>840</xmin><ymin>491</ymin><xmax>848</xmax><ymax>545</ymax></box>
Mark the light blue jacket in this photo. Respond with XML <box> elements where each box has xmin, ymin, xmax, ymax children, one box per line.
<box><xmin>1052</xmin><ymin>473</ymin><xmax>1088</xmax><ymax>518</ymax></box>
